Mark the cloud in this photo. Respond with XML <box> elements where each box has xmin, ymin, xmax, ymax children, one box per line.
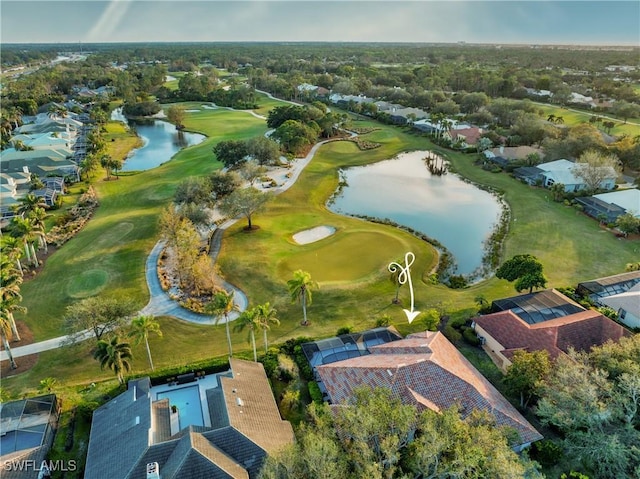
<box><xmin>85</xmin><ymin>0</ymin><xmax>133</xmax><ymax>42</ymax></box>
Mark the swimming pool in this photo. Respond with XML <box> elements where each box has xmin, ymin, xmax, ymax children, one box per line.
<box><xmin>157</xmin><ymin>385</ymin><xmax>204</xmax><ymax>429</ymax></box>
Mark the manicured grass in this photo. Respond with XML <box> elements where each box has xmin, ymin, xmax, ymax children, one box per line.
<box><xmin>534</xmin><ymin>103</ymin><xmax>640</xmax><ymax>137</ymax></box>
<box><xmin>103</xmin><ymin>120</ymin><xmax>143</xmax><ymax>162</ymax></box>
<box><xmin>278</xmin><ymin>229</ymin><xmax>410</xmax><ymax>284</ymax></box>
<box><xmin>5</xmin><ymin>104</ymin><xmax>639</xmax><ymax>396</ymax></box>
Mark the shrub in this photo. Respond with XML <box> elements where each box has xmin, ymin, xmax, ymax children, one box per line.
<box><xmin>532</xmin><ymin>439</ymin><xmax>564</xmax><ymax>466</ymax></box>
<box><xmin>443</xmin><ymin>324</ymin><xmax>462</xmax><ymax>343</ymax></box>
<box><xmin>277</xmin><ymin>354</ymin><xmax>298</xmax><ymax>382</ymax></box>
<box><xmin>462</xmin><ymin>327</ymin><xmax>481</xmax><ymax>346</ymax></box>
<box><xmin>260</xmin><ymin>348</ymin><xmax>279</xmax><ymax>378</ymax></box>
<box><xmin>308</xmin><ymin>381</ymin><xmax>323</xmax><ymax>404</ymax></box>
<box><xmin>375</xmin><ymin>315</ymin><xmax>391</xmax><ymax>327</ymax></box>
<box><xmin>336</xmin><ymin>326</ymin><xmax>353</xmax><ymax>336</ymax></box>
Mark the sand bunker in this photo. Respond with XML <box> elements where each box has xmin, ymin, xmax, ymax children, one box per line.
<box><xmin>293</xmin><ymin>226</ymin><xmax>336</xmax><ymax>245</ymax></box>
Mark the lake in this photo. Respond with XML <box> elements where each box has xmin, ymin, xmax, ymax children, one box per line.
<box><xmin>329</xmin><ymin>150</ymin><xmax>504</xmax><ymax>276</ymax></box>
<box><xmin>111</xmin><ymin>108</ymin><xmax>205</xmax><ymax>171</ymax></box>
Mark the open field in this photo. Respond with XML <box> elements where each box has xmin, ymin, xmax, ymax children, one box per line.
<box><xmin>534</xmin><ymin>102</ymin><xmax>640</xmax><ymax>137</ymax></box>
<box><xmin>4</xmin><ymin>102</ymin><xmax>639</xmax><ymax>396</ymax></box>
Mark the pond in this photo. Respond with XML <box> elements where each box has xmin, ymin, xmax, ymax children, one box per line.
<box><xmin>329</xmin><ymin>150</ymin><xmax>504</xmax><ymax>277</ymax></box>
<box><xmin>111</xmin><ymin>108</ymin><xmax>205</xmax><ymax>171</ymax></box>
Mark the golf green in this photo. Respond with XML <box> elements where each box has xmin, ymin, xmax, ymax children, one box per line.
<box><xmin>66</xmin><ymin>269</ymin><xmax>110</xmax><ymax>298</ymax></box>
<box><xmin>277</xmin><ymin>230</ymin><xmax>413</xmax><ymax>284</ymax></box>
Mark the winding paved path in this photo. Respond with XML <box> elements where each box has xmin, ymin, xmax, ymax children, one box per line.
<box><xmin>2</xmin><ymin>108</ymin><xmax>356</xmax><ymax>361</ymax></box>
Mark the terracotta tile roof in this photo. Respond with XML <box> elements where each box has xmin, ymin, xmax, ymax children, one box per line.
<box><xmin>448</xmin><ymin>127</ymin><xmax>483</xmax><ymax>145</ymax></box>
<box><xmin>317</xmin><ymin>331</ymin><xmax>541</xmax><ymax>446</ymax></box>
<box><xmin>221</xmin><ymin>359</ymin><xmax>294</xmax><ymax>455</ymax></box>
<box><xmin>474</xmin><ymin>309</ymin><xmax>630</xmax><ymax>361</ymax></box>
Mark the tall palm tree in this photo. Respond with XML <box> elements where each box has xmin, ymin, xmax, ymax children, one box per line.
<box><xmin>287</xmin><ymin>270</ymin><xmax>318</xmax><ymax>326</ymax></box>
<box><xmin>253</xmin><ymin>302</ymin><xmax>280</xmax><ymax>353</ymax></box>
<box><xmin>233</xmin><ymin>309</ymin><xmax>259</xmax><ymax>362</ymax></box>
<box><xmin>205</xmin><ymin>290</ymin><xmax>239</xmax><ymax>357</ymax></box>
<box><xmin>0</xmin><ymin>256</ymin><xmax>25</xmax><ymax>341</ymax></box>
<box><xmin>93</xmin><ymin>336</ymin><xmax>133</xmax><ymax>384</ymax></box>
<box><xmin>1</xmin><ymin>236</ymin><xmax>24</xmax><ymax>276</ymax></box>
<box><xmin>128</xmin><ymin>315</ymin><xmax>162</xmax><ymax>370</ymax></box>
<box><xmin>28</xmin><ymin>207</ymin><xmax>48</xmax><ymax>254</ymax></box>
<box><xmin>0</xmin><ymin>309</ymin><xmax>18</xmax><ymax>369</ymax></box>
<box><xmin>389</xmin><ymin>259</ymin><xmax>403</xmax><ymax>304</ymax></box>
<box><xmin>15</xmin><ymin>193</ymin><xmax>47</xmax><ymax>217</ymax></box>
<box><xmin>11</xmin><ymin>217</ymin><xmax>38</xmax><ymax>266</ymax></box>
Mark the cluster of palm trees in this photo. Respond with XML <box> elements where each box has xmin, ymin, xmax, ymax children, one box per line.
<box><xmin>92</xmin><ymin>314</ymin><xmax>163</xmax><ymax>384</ymax></box>
<box><xmin>205</xmin><ymin>269</ymin><xmax>317</xmax><ymax>362</ymax></box>
<box><xmin>0</xmin><ymin>193</ymin><xmax>50</xmax><ymax>370</ymax></box>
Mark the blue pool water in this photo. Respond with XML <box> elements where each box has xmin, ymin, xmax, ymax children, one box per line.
<box><xmin>157</xmin><ymin>385</ymin><xmax>204</xmax><ymax>429</ymax></box>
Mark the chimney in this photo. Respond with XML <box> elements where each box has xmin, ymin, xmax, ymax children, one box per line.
<box><xmin>146</xmin><ymin>463</ymin><xmax>160</xmax><ymax>479</ymax></box>
<box><xmin>499</xmin><ymin>145</ymin><xmax>504</xmax><ymax>154</ymax></box>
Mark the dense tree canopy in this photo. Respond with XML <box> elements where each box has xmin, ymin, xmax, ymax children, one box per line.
<box><xmin>496</xmin><ymin>254</ymin><xmax>547</xmax><ymax>293</ymax></box>
<box><xmin>260</xmin><ymin>387</ymin><xmax>539</xmax><ymax>479</ymax></box>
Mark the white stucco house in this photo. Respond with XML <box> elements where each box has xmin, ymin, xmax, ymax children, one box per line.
<box><xmin>600</xmin><ymin>283</ymin><xmax>640</xmax><ymax>329</ymax></box>
<box><xmin>538</xmin><ymin>159</ymin><xmax>616</xmax><ymax>193</ymax></box>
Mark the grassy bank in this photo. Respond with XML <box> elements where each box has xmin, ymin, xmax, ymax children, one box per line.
<box><xmin>5</xmin><ymin>103</ymin><xmax>638</xmax><ymax>396</ymax></box>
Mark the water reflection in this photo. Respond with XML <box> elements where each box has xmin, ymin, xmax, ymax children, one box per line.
<box><xmin>111</xmin><ymin>108</ymin><xmax>205</xmax><ymax>171</ymax></box>
<box><xmin>329</xmin><ymin>151</ymin><xmax>503</xmax><ymax>276</ymax></box>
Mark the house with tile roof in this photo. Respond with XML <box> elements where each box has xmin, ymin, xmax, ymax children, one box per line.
<box><xmin>84</xmin><ymin>359</ymin><xmax>293</xmax><ymax>479</ymax></box>
<box><xmin>473</xmin><ymin>289</ymin><xmax>630</xmax><ymax>371</ymax></box>
<box><xmin>446</xmin><ymin>126</ymin><xmax>484</xmax><ymax>148</ymax></box>
<box><xmin>316</xmin><ymin>331</ymin><xmax>542</xmax><ymax>451</ymax></box>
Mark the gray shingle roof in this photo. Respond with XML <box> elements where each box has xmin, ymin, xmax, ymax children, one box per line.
<box><xmin>84</xmin><ymin>378</ymin><xmax>153</xmax><ymax>479</ymax></box>
<box><xmin>85</xmin><ymin>362</ymin><xmax>292</xmax><ymax>479</ymax></box>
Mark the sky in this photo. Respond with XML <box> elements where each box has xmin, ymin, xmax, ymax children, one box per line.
<box><xmin>1</xmin><ymin>1</ymin><xmax>639</xmax><ymax>46</ymax></box>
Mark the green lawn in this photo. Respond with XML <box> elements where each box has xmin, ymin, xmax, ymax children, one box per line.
<box><xmin>4</xmin><ymin>105</ymin><xmax>639</xmax><ymax>397</ymax></box>
<box><xmin>534</xmin><ymin>103</ymin><xmax>640</xmax><ymax>137</ymax></box>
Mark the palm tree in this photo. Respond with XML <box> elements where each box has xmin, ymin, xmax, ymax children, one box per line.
<box><xmin>0</xmin><ymin>309</ymin><xmax>18</xmax><ymax>369</ymax></box>
<box><xmin>233</xmin><ymin>309</ymin><xmax>259</xmax><ymax>362</ymax></box>
<box><xmin>129</xmin><ymin>315</ymin><xmax>163</xmax><ymax>371</ymax></box>
<box><xmin>389</xmin><ymin>260</ymin><xmax>403</xmax><ymax>304</ymax></box>
<box><xmin>205</xmin><ymin>290</ymin><xmax>239</xmax><ymax>357</ymax></box>
<box><xmin>28</xmin><ymin>207</ymin><xmax>48</xmax><ymax>254</ymax></box>
<box><xmin>253</xmin><ymin>302</ymin><xmax>280</xmax><ymax>353</ymax></box>
<box><xmin>1</xmin><ymin>235</ymin><xmax>24</xmax><ymax>276</ymax></box>
<box><xmin>11</xmin><ymin>217</ymin><xmax>39</xmax><ymax>266</ymax></box>
<box><xmin>93</xmin><ymin>336</ymin><xmax>133</xmax><ymax>384</ymax></box>
<box><xmin>287</xmin><ymin>270</ymin><xmax>318</xmax><ymax>326</ymax></box>
<box><xmin>0</xmin><ymin>256</ymin><xmax>25</xmax><ymax>341</ymax></box>
<box><xmin>14</xmin><ymin>193</ymin><xmax>47</xmax><ymax>217</ymax></box>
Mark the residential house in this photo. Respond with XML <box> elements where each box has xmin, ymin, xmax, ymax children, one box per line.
<box><xmin>514</xmin><ymin>159</ymin><xmax>616</xmax><ymax>192</ymax></box>
<box><xmin>1</xmin><ymin>154</ymin><xmax>79</xmax><ymax>182</ymax></box>
<box><xmin>84</xmin><ymin>358</ymin><xmax>293</xmax><ymax>479</ymax></box>
<box><xmin>388</xmin><ymin>106</ymin><xmax>428</xmax><ymax>125</ymax></box>
<box><xmin>316</xmin><ymin>331</ymin><xmax>542</xmax><ymax>451</ymax></box>
<box><xmin>473</xmin><ymin>289</ymin><xmax>630</xmax><ymax>371</ymax></box>
<box><xmin>1</xmin><ymin>395</ymin><xmax>59</xmax><ymax>479</ymax></box>
<box><xmin>579</xmin><ymin>189</ymin><xmax>640</xmax><ymax>221</ymax></box>
<box><xmin>483</xmin><ymin>146</ymin><xmax>544</xmax><ymax>168</ymax></box>
<box><xmin>446</xmin><ymin>126</ymin><xmax>484</xmax><ymax>148</ymax></box>
<box><xmin>577</xmin><ymin>271</ymin><xmax>640</xmax><ymax>329</ymax></box>
<box><xmin>10</xmin><ymin>133</ymin><xmax>72</xmax><ymax>152</ymax></box>
<box><xmin>599</xmin><ymin>283</ymin><xmax>640</xmax><ymax>329</ymax></box>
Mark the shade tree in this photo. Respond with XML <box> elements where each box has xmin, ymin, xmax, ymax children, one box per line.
<box><xmin>218</xmin><ymin>187</ymin><xmax>270</xmax><ymax>230</ymax></box>
<box><xmin>64</xmin><ymin>296</ymin><xmax>137</xmax><ymax>341</ymax></box>
<box><xmin>495</xmin><ymin>254</ymin><xmax>547</xmax><ymax>293</ymax></box>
